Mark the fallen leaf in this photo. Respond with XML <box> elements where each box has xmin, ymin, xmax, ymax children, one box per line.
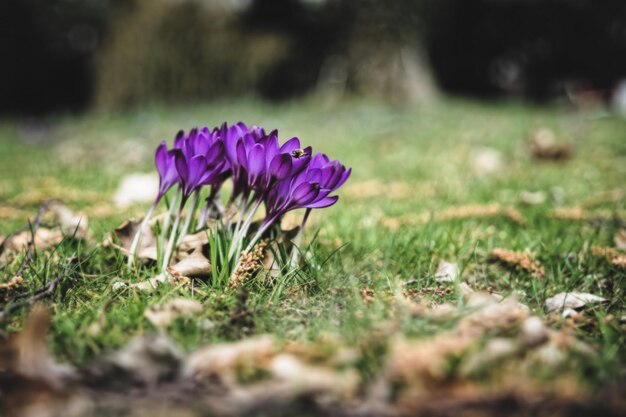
<box><xmin>113</xmin><ymin>173</ymin><xmax>159</xmax><ymax>208</ymax></box>
<box><xmin>103</xmin><ymin>219</ymin><xmax>157</xmax><ymax>262</ymax></box>
<box><xmin>270</xmin><ymin>354</ymin><xmax>359</xmax><ymax>399</ymax></box>
<box><xmin>434</xmin><ymin>260</ymin><xmax>459</xmax><ymax>282</ymax></box>
<box><xmin>521</xmin><ymin>316</ymin><xmax>550</xmax><ymax>347</ymax></box>
<box><xmin>489</xmin><ymin>248</ymin><xmax>545</xmax><ymax>278</ymax></box>
<box><xmin>2</xmin><ymin>228</ymin><xmax>63</xmax><ymax>253</ymax></box>
<box><xmin>545</xmin><ymin>292</ymin><xmax>606</xmax><ymax>313</ymax></box>
<box><xmin>47</xmin><ymin>200</ymin><xmax>89</xmax><ymax>240</ymax></box>
<box><xmin>130</xmin><ymin>272</ymin><xmax>180</xmax><ymax>292</ymax></box>
<box><xmin>144</xmin><ymin>298</ymin><xmax>203</xmax><ymax>328</ymax></box>
<box><xmin>168</xmin><ymin>250</ymin><xmax>211</xmax><ymax>277</ymax></box>
<box><xmin>460</xmin><ymin>337</ymin><xmax>518</xmax><ymax>375</ymax></box>
<box><xmin>9</xmin><ymin>306</ymin><xmax>73</xmax><ymax>387</ymax></box>
<box><xmin>184</xmin><ymin>335</ymin><xmax>275</xmax><ymax>383</ymax></box>
<box><xmin>176</xmin><ymin>231</ymin><xmax>210</xmax><ymax>254</ymax></box>
<box><xmin>93</xmin><ymin>333</ymin><xmax>184</xmax><ymax>387</ymax></box>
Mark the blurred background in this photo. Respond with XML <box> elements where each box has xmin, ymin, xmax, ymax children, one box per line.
<box><xmin>2</xmin><ymin>0</ymin><xmax>626</xmax><ymax>117</ymax></box>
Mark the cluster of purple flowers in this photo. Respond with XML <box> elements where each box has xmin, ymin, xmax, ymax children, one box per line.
<box><xmin>129</xmin><ymin>122</ymin><xmax>351</xmax><ymax>273</ymax></box>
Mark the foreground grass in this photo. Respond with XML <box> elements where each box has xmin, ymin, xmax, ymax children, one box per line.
<box><xmin>0</xmin><ymin>98</ymin><xmax>624</xmax><ymax>391</ymax></box>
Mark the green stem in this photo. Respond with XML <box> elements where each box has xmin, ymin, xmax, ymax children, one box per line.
<box><xmin>127</xmin><ymin>203</ymin><xmax>156</xmax><ymax>268</ymax></box>
<box><xmin>161</xmin><ymin>207</ymin><xmax>183</xmax><ymax>272</ymax></box>
<box><xmin>228</xmin><ymin>196</ymin><xmax>263</xmax><ymax>260</ymax></box>
<box><xmin>159</xmin><ymin>187</ymin><xmax>180</xmax><ymax>254</ymax></box>
<box><xmin>177</xmin><ymin>190</ymin><xmax>199</xmax><ymax>245</ymax></box>
<box><xmin>230</xmin><ymin>215</ymin><xmax>278</xmax><ymax>280</ymax></box>
<box><xmin>289</xmin><ymin>208</ymin><xmax>311</xmax><ymax>267</ymax></box>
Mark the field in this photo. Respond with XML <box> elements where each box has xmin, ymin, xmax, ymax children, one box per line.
<box><xmin>1</xmin><ymin>99</ymin><xmax>625</xmax><ymax>416</ymax></box>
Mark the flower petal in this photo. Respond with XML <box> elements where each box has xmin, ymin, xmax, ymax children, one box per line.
<box><xmin>292</xmin><ymin>182</ymin><xmax>320</xmax><ymax>206</ymax></box>
<box><xmin>280</xmin><ymin>137</ymin><xmax>301</xmax><ymax>153</ymax></box>
<box><xmin>248</xmin><ymin>143</ymin><xmax>266</xmax><ymax>186</ymax></box>
<box><xmin>174</xmin><ymin>150</ymin><xmax>188</xmax><ymax>185</ymax></box>
<box><xmin>155</xmin><ymin>141</ymin><xmax>169</xmax><ymax>177</ymax></box>
<box><xmin>305</xmin><ymin>195</ymin><xmax>338</xmax><ymax>209</ymax></box>
<box><xmin>269</xmin><ymin>153</ymin><xmax>293</xmax><ymax>181</ymax></box>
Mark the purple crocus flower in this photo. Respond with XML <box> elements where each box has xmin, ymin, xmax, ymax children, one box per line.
<box><xmin>236</xmin><ymin>132</ymin><xmax>312</xmax><ymax>193</ymax></box>
<box><xmin>154</xmin><ymin>141</ymin><xmax>180</xmax><ymax>201</ymax></box>
<box><xmin>263</xmin><ymin>152</ymin><xmax>351</xmax><ymax>221</ymax></box>
<box><xmin>173</xmin><ymin>142</ymin><xmax>226</xmax><ymax>203</ymax></box>
<box><xmin>221</xmin><ymin>122</ymin><xmax>267</xmax><ymax>199</ymax></box>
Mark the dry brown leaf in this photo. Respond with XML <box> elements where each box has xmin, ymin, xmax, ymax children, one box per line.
<box><xmin>270</xmin><ymin>354</ymin><xmax>359</xmax><ymax>400</ymax></box>
<box><xmin>0</xmin><ymin>306</ymin><xmax>88</xmax><ymax>417</ymax></box>
<box><xmin>184</xmin><ymin>335</ymin><xmax>275</xmax><ymax>383</ymax></box>
<box><xmin>385</xmin><ymin>291</ymin><xmax>595</xmax><ymax>395</ymax></box>
<box><xmin>545</xmin><ymin>292</ymin><xmax>606</xmax><ymax>313</ymax></box>
<box><xmin>176</xmin><ymin>231</ymin><xmax>210</xmax><ymax>254</ymax></box>
<box><xmin>168</xmin><ymin>250</ymin><xmax>211</xmax><ymax>277</ymax></box>
<box><xmin>10</xmin><ymin>306</ymin><xmax>73</xmax><ymax>387</ymax></box>
<box><xmin>103</xmin><ymin>218</ymin><xmax>157</xmax><ymax>262</ymax></box>
<box><xmin>489</xmin><ymin>248</ymin><xmax>545</xmax><ymax>278</ymax></box>
<box><xmin>47</xmin><ymin>200</ymin><xmax>90</xmax><ymax>240</ymax></box>
<box><xmin>529</xmin><ymin>128</ymin><xmax>574</xmax><ymax>161</ymax></box>
<box><xmin>130</xmin><ymin>272</ymin><xmax>182</xmax><ymax>292</ymax></box>
<box><xmin>102</xmin><ymin>333</ymin><xmax>184</xmax><ymax>387</ymax></box>
<box><xmin>144</xmin><ymin>298</ymin><xmax>203</xmax><ymax>328</ymax></box>
<box><xmin>521</xmin><ymin>316</ymin><xmax>550</xmax><ymax>347</ymax></box>
<box><xmin>460</xmin><ymin>338</ymin><xmax>518</xmax><ymax>375</ymax></box>
<box><xmin>3</xmin><ymin>228</ymin><xmax>63</xmax><ymax>253</ymax></box>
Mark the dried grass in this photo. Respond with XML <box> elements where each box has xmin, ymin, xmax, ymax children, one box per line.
<box><xmin>489</xmin><ymin>248</ymin><xmax>545</xmax><ymax>278</ymax></box>
<box><xmin>229</xmin><ymin>240</ymin><xmax>268</xmax><ymax>289</ymax></box>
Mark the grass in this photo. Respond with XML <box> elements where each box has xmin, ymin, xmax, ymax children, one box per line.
<box><xmin>0</xmin><ymin>98</ymin><xmax>625</xmax><ymax>390</ymax></box>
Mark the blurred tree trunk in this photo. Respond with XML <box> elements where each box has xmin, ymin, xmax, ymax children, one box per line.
<box><xmin>94</xmin><ymin>0</ymin><xmax>289</xmax><ymax>110</ymax></box>
<box><xmin>339</xmin><ymin>0</ymin><xmax>436</xmax><ymax>103</ymax></box>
